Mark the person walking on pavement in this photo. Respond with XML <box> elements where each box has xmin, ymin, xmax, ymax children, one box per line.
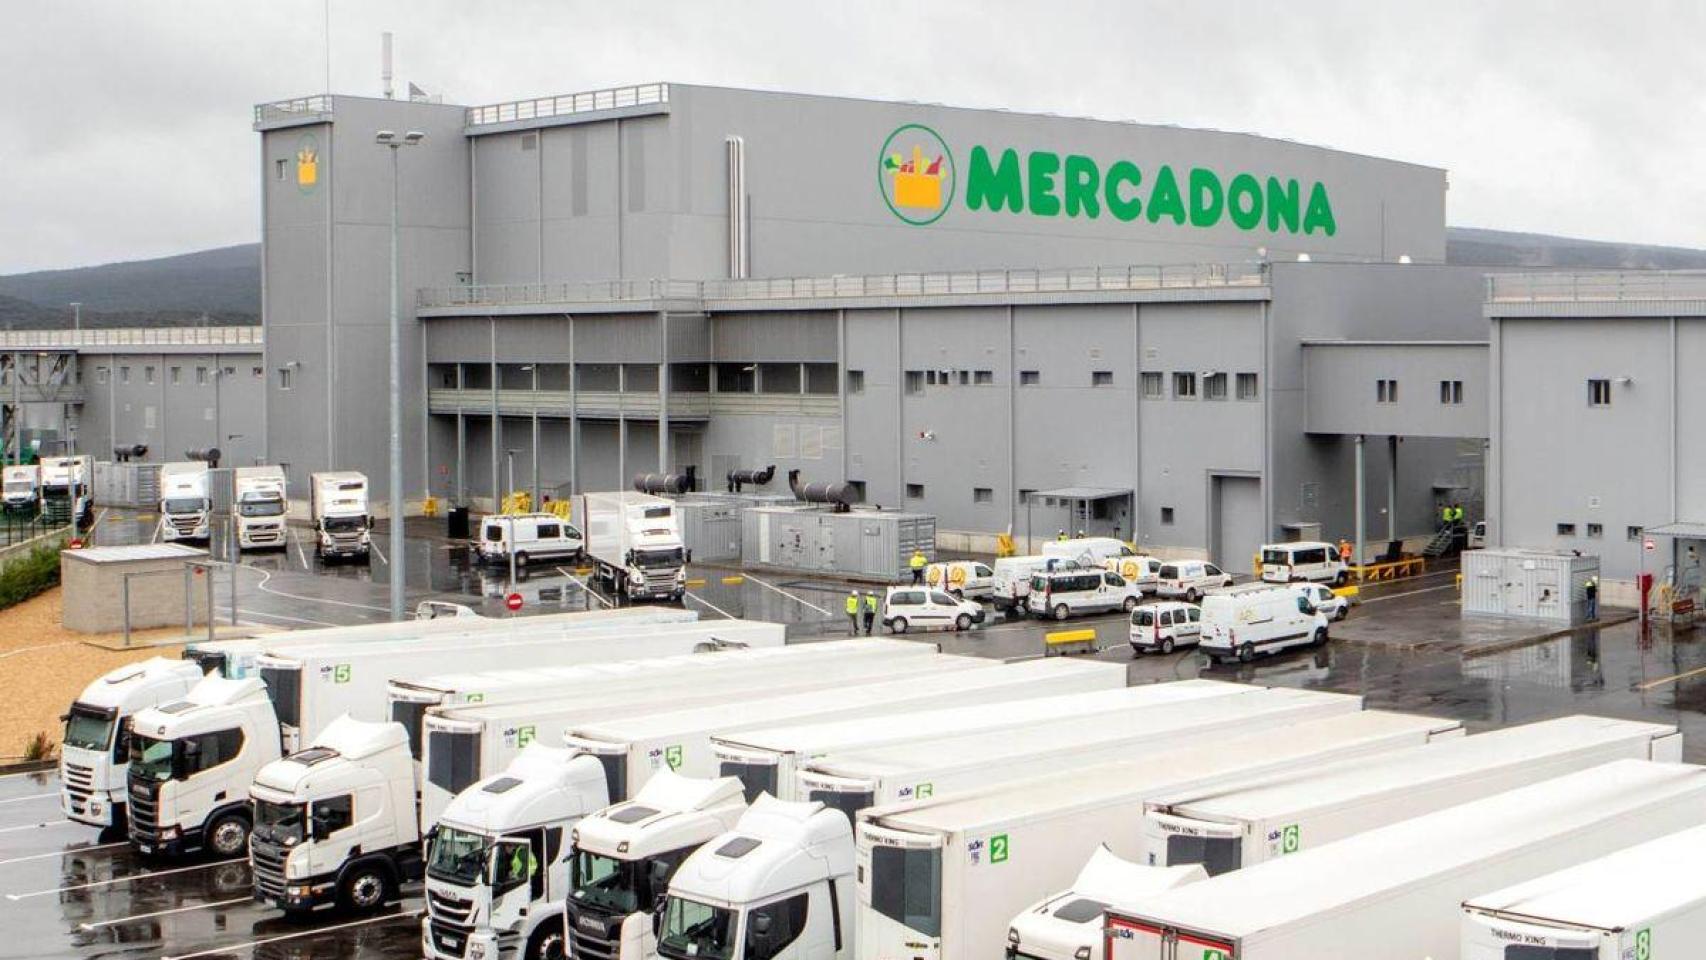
<box><xmin>1584</xmin><ymin>575</ymin><xmax>1599</xmax><ymax>621</ymax></box>
<box><xmin>845</xmin><ymin>590</ymin><xmax>861</xmax><ymax>636</ymax></box>
<box><xmin>909</xmin><ymin>550</ymin><xmax>926</xmax><ymax>585</ymax></box>
<box><xmin>863</xmin><ymin>591</ymin><xmax>878</xmax><ymax>636</ymax></box>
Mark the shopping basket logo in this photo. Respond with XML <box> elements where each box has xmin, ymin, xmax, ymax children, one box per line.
<box><xmin>878</xmin><ymin>124</ymin><xmax>955</xmax><ymax>225</ymax></box>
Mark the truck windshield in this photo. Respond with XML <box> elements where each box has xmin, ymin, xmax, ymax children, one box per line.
<box><xmin>163</xmin><ymin>497</ymin><xmax>208</xmax><ymax>515</ymax></box>
<box><xmin>130</xmin><ymin>734</ymin><xmax>177</xmax><ymax>782</ymax></box>
<box><xmin>633</xmin><ymin>547</ymin><xmax>685</xmax><ymax>569</ymax></box>
<box><xmin>2</xmin><ymin>482</ymin><xmax>31</xmax><ymax>494</ymax></box>
<box><xmin>869</xmin><ymin>845</ymin><xmax>942</xmax><ymax>937</ymax></box>
<box><xmin>571</xmin><ymin>850</ymin><xmax>641</xmax><ymax>914</ymax></box>
<box><xmin>427</xmin><ymin>826</ymin><xmax>492</xmax><ymax>886</ymax></box>
<box><xmin>658</xmin><ymin>896</ymin><xmax>737</xmax><ymax>960</ymax></box>
<box><xmin>238</xmin><ymin>499</ymin><xmax>285</xmax><ymax>518</ymax></box>
<box><xmin>63</xmin><ymin>704</ymin><xmax>115</xmax><ymax>751</ymax></box>
<box><xmin>323</xmin><ymin>516</ymin><xmax>366</xmax><ymax>533</ymax></box>
<box><xmin>253</xmin><ymin>799</ymin><xmax>306</xmax><ymax>846</ymax></box>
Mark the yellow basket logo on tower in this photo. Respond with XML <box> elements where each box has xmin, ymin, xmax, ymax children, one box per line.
<box><xmin>296</xmin><ymin>133</ymin><xmax>320</xmax><ymax>193</ymax></box>
<box><xmin>878</xmin><ymin>124</ymin><xmax>955</xmax><ymax>225</ymax></box>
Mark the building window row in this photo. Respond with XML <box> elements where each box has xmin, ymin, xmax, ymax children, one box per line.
<box><xmin>430</xmin><ymin>361</ymin><xmax>836</xmax><ymax>395</ymax></box>
<box><xmin>1557</xmin><ymin>522</ymin><xmax>1646</xmax><ymax>541</ymax></box>
<box><xmin>1439</xmin><ymin>380</ymin><xmax>1464</xmax><ymax>405</ymax></box>
<box><xmin>1376</xmin><ymin>379</ymin><xmax>1399</xmax><ymax>404</ymax></box>
<box><xmin>1152</xmin><ymin>371</ymin><xmax>1258</xmax><ymax>401</ymax></box>
<box><xmin>899</xmin><ymin>368</ymin><xmax>999</xmax><ymax>395</ymax></box>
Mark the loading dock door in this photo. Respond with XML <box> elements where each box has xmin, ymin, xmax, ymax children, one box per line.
<box><xmin>1212</xmin><ymin>475</ymin><xmax>1263</xmax><ymax>575</ymax></box>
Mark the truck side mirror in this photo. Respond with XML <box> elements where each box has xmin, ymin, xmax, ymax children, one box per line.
<box><xmin>652</xmin><ymin>896</ymin><xmax>667</xmax><ymax>936</ymax></box>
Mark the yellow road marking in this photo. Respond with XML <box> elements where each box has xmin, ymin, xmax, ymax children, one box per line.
<box><xmin>1638</xmin><ymin>664</ymin><xmax>1706</xmax><ymax>691</ymax></box>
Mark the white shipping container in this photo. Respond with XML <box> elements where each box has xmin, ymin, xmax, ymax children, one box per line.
<box><xmin>1108</xmin><ymin>760</ymin><xmax>1706</xmax><ymax>960</ymax></box>
<box><xmin>1141</xmin><ymin>714</ymin><xmax>1681</xmax><ymax>875</ymax></box>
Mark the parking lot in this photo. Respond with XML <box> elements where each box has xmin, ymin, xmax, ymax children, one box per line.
<box><xmin>5</xmin><ymin>513</ymin><xmax>1702</xmax><ymax>959</ymax></box>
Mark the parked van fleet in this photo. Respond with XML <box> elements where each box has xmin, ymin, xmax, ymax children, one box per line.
<box><xmin>659</xmin><ymin>796</ymin><xmax>853</xmax><ymax>960</ymax></box>
<box><xmin>60</xmin><ymin>657</ymin><xmax>205</xmax><ymax>829</ymax></box>
<box><xmin>1154</xmin><ymin>560</ymin><xmax>1233</xmax><ymax>602</ymax></box>
<box><xmin>232</xmin><ymin>465</ymin><xmax>288</xmax><ymax>550</ymax></box>
<box><xmin>310</xmin><ymin>470</ymin><xmax>372</xmax><ymax>562</ymax></box>
<box><xmin>1198</xmin><ymin>586</ymin><xmax>1329</xmax><ymax>664</ymax></box>
<box><xmin>1128</xmin><ymin>602</ymin><xmax>1201</xmax><ymax>655</ymax></box>
<box><xmin>855</xmin><ymin>711</ymin><xmax>1474</xmax><ymax>960</ymax></box>
<box><xmin>1005</xmin><ymin>847</ymin><xmax>1204</xmax><ymax>960</ymax></box>
<box><xmin>158</xmin><ymin>461</ymin><xmax>212</xmax><ymax>543</ymax></box>
<box><xmin>421</xmin><ymin>654</ymin><xmax>981</xmax><ymax>828</ymax></box>
<box><xmin>801</xmin><ymin>711</ymin><xmax>1461</xmax><ymax>828</ymax></box>
<box><xmin>562</xmin><ymin>659</ymin><xmax>1120</xmax><ymax>808</ymax></box>
<box><xmin>1461</xmin><ymin>822</ymin><xmax>1706</xmax><ymax>960</ymax></box>
<box><xmin>1105</xmin><ymin>760</ymin><xmax>1706</xmax><ymax>960</ymax></box>
<box><xmin>1103</xmin><ymin>555</ymin><xmax>1162</xmax><ymax>594</ymax></box>
<box><xmin>1141</xmin><ymin>715</ymin><xmax>1681</xmax><ymax>876</ymax></box>
<box><xmin>2</xmin><ymin>464</ymin><xmax>39</xmax><ymax>512</ymax></box>
<box><xmin>1259</xmin><ymin>541</ymin><xmax>1348</xmax><ymax>585</ymax></box>
<box><xmin>882</xmin><ymin>586</ymin><xmax>986</xmax><ymax>633</ymax></box>
<box><xmin>1043</xmin><ymin>537</ymin><xmax>1136</xmax><ymax>566</ymax></box>
<box><xmin>990</xmin><ymin>556</ymin><xmax>1082</xmax><ymax>616</ymax></box>
<box><xmin>476</xmin><ymin>513</ymin><xmax>584</xmax><ymax>567</ymax></box>
<box><xmin>923</xmin><ymin>560</ymin><xmax>995</xmax><ymax>600</ymax></box>
<box><xmin>712</xmin><ymin>679</ymin><xmax>1243</xmax><ymax>807</ymax></box>
<box><xmin>1026</xmin><ymin>568</ymin><xmax>1143</xmax><ymax>620</ymax></box>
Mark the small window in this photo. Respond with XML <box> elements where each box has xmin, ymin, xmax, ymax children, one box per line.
<box><xmin>144</xmin><ymin>366</ymin><xmax>156</xmax><ymax>385</ymax></box>
<box><xmin>1586</xmin><ymin>523</ymin><xmax>1603</xmax><ymax>538</ymax></box>
<box><xmin>1142</xmin><ymin>371</ymin><xmax>1163</xmax><ymax>399</ymax></box>
<box><xmin>1588</xmin><ymin>379</ymin><xmax>1612</xmax><ymax>407</ymax></box>
<box><xmin>95</xmin><ymin>366</ymin><xmax>109</xmax><ymax>384</ymax></box>
<box><xmin>274</xmin><ymin>158</ymin><xmax>288</xmax><ymax>180</ymax></box>
<box><xmin>224</xmin><ymin>365</ymin><xmax>236</xmax><ymax>377</ymax></box>
<box><xmin>905</xmin><ymin>483</ymin><xmax>924</xmax><ymax>499</ymax></box>
<box><xmin>1018</xmin><ymin>488</ymin><xmax>1035</xmax><ymax>504</ymax></box>
<box><xmin>1173</xmin><ymin>372</ymin><xmax>1197</xmax><ymax>399</ymax></box>
<box><xmin>1236</xmin><ymin>372</ymin><xmax>1259</xmax><ymax>401</ymax></box>
<box><xmin>1019</xmin><ymin>370</ymin><xmax>1040</xmax><ymax>386</ymax></box>
<box><xmin>1204</xmin><ymin>373</ymin><xmax>1228</xmax><ymax>401</ymax></box>
<box><xmin>169</xmin><ymin>367</ymin><xmax>182</xmax><ymax>386</ymax></box>
<box><xmin>846</xmin><ymin>370</ymin><xmax>864</xmax><ymax>394</ymax></box>
<box><xmin>119</xmin><ymin>366</ymin><xmax>131</xmax><ymax>384</ymax></box>
<box><xmin>1377</xmin><ymin>379</ymin><xmax>1398</xmax><ymax>403</ymax></box>
<box><xmin>904</xmin><ymin>371</ymin><xmax>924</xmax><ymax>395</ymax></box>
<box><xmin>311</xmin><ymin>794</ymin><xmax>354</xmax><ymax>837</ymax></box>
<box><xmin>252</xmin><ymin>365</ymin><xmax>264</xmax><ymax>379</ymax></box>
<box><xmin>925</xmin><ymin>370</ymin><xmax>939</xmax><ymax>386</ymax></box>
<box><xmin>1161</xmin><ymin>507</ymin><xmax>1175</xmax><ymax>525</ymax></box>
<box><xmin>973</xmin><ymin>370</ymin><xmax>993</xmax><ymax>385</ymax></box>
<box><xmin>972</xmin><ymin>487</ymin><xmax>993</xmax><ymax>504</ymax></box>
<box><xmin>1439</xmin><ymin>380</ymin><xmax>1464</xmax><ymax>405</ymax></box>
<box><xmin>1091</xmin><ymin>371</ymin><xmax>1114</xmax><ymax>387</ymax></box>
<box><xmin>196</xmin><ymin>366</ymin><xmax>209</xmax><ymax>386</ymax></box>
<box><xmin>1557</xmin><ymin>523</ymin><xmax>1577</xmax><ymax>536</ymax></box>
<box><xmin>957</xmin><ymin>371</ymin><xmax>970</xmax><ymax>386</ymax></box>
<box><xmin>520</xmin><ymin>132</ymin><xmax>538</xmax><ymax>151</ymax></box>
<box><xmin>1629</xmin><ymin>526</ymin><xmax>1644</xmax><ymax>541</ymax></box>
<box><xmin>278</xmin><ymin>367</ymin><xmax>292</xmax><ymax>390</ymax></box>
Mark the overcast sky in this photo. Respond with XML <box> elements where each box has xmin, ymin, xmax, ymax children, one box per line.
<box><xmin>4</xmin><ymin>0</ymin><xmax>1704</xmax><ymax>274</ymax></box>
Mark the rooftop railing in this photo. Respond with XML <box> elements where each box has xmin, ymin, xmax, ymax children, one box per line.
<box><xmin>465</xmin><ymin>83</ymin><xmax>669</xmax><ymax>127</ymax></box>
<box><xmin>0</xmin><ymin>327</ymin><xmax>263</xmax><ymax>350</ymax></box>
<box><xmin>1487</xmin><ymin>270</ymin><xmax>1706</xmax><ymax>303</ymax></box>
<box><xmin>253</xmin><ymin>95</ymin><xmax>333</xmax><ymax>126</ymax></box>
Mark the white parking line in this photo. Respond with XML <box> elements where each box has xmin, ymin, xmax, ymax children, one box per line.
<box><xmin>79</xmin><ymin>895</ymin><xmax>251</xmax><ymax>930</ymax></box>
<box><xmin>0</xmin><ymin>793</ymin><xmax>58</xmax><ymax>805</ymax></box>
<box><xmin>289</xmin><ymin>528</ymin><xmax>310</xmax><ymax>570</ymax></box>
<box><xmin>5</xmin><ymin>858</ymin><xmax>240</xmax><ymax>899</ymax></box>
<box><xmin>244</xmin><ymin>565</ymin><xmax>390</xmax><ymax>614</ymax></box>
<box><xmin>683</xmin><ymin>591</ymin><xmax>735</xmax><ymax>619</ymax></box>
<box><xmin>0</xmin><ymin>819</ymin><xmax>72</xmax><ymax>835</ymax></box>
<box><xmin>238</xmin><ymin>607</ymin><xmax>340</xmax><ymax>629</ymax></box>
<box><xmin>0</xmin><ymin>841</ymin><xmax>127</xmax><ymax>867</ymax></box>
<box><xmin>160</xmin><ymin>909</ymin><xmax>420</xmax><ymax>960</ymax></box>
<box><xmin>556</xmin><ymin>567</ymin><xmax>613</xmax><ymax>608</ymax></box>
<box><xmin>743</xmin><ymin>574</ymin><xmax>833</xmax><ymax>616</ymax></box>
<box><xmin>368</xmin><ymin>539</ymin><xmax>388</xmax><ymax>565</ymax></box>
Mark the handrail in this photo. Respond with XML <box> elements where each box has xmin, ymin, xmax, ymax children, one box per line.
<box><xmin>466</xmin><ymin>83</ymin><xmax>669</xmax><ymax>127</ymax></box>
<box><xmin>417</xmin><ymin>262</ymin><xmax>1269</xmax><ymax>309</ymax></box>
<box><xmin>1487</xmin><ymin>270</ymin><xmax>1706</xmax><ymax>303</ymax></box>
<box><xmin>253</xmin><ymin>95</ymin><xmax>333</xmax><ymax>125</ymax></box>
<box><xmin>0</xmin><ymin>327</ymin><xmax>263</xmax><ymax>349</ymax></box>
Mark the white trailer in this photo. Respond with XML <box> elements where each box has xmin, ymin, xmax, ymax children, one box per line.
<box><xmin>2</xmin><ymin>464</ymin><xmax>39</xmax><ymax>512</ymax></box>
<box><xmin>158</xmin><ymin>461</ymin><xmax>212</xmax><ymax>542</ymax></box>
<box><xmin>575</xmin><ymin>491</ymin><xmax>688</xmax><ymax>601</ymax></box>
<box><xmin>1461</xmin><ymin>823</ymin><xmax>1706</xmax><ymax>960</ymax></box>
<box><xmin>565</xmin><ymin>658</ymin><xmax>1127</xmax><ymax>805</ymax></box>
<box><xmin>804</xmin><ymin>710</ymin><xmax>1460</xmax><ymax>822</ymax></box>
<box><xmin>1106</xmin><ymin>760</ymin><xmax>1706</xmax><ymax>960</ymax></box>
<box><xmin>232</xmin><ymin>465</ymin><xmax>288</xmax><ymax>550</ymax></box>
<box><xmin>854</xmin><ymin>712</ymin><xmax>1478</xmax><ymax>960</ymax></box>
<box><xmin>1140</xmin><ymin>714</ymin><xmax>1681</xmax><ymax>875</ymax></box>
<box><xmin>310</xmin><ymin>470</ymin><xmax>372</xmax><ymax>562</ymax></box>
<box><xmin>421</xmin><ymin>654</ymin><xmax>982</xmax><ymax>828</ymax></box>
<box><xmin>1006</xmin><ymin>847</ymin><xmax>1205</xmax><ymax>960</ymax></box>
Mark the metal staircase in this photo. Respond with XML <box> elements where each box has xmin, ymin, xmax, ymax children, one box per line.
<box><xmin>1422</xmin><ymin>526</ymin><xmax>1457</xmax><ymax>559</ymax></box>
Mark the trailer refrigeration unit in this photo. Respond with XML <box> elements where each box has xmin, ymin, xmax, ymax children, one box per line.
<box><xmin>1105</xmin><ymin>760</ymin><xmax>1706</xmax><ymax>960</ymax></box>
<box><xmin>563</xmin><ymin>658</ymin><xmax>1126</xmax><ymax>805</ymax></box>
<box><xmin>232</xmin><ymin>465</ymin><xmax>289</xmax><ymax>550</ymax></box>
<box><xmin>60</xmin><ymin>657</ymin><xmax>205</xmax><ymax>829</ymax></box>
<box><xmin>1139</xmin><ymin>714</ymin><xmax>1680</xmax><ymax>876</ymax></box>
<box><xmin>1461</xmin><ymin>822</ymin><xmax>1706</xmax><ymax>960</ymax></box>
<box><xmin>575</xmin><ymin>491</ymin><xmax>689</xmax><ymax>601</ymax></box>
<box><xmin>1006</xmin><ymin>848</ymin><xmax>1205</xmax><ymax>960</ymax></box>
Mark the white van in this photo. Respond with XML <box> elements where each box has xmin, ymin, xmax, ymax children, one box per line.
<box><xmin>1027</xmin><ymin>568</ymin><xmax>1143</xmax><ymax>620</ymax></box>
<box><xmin>924</xmin><ymin>559</ymin><xmax>996</xmax><ymax>600</ymax></box>
<box><xmin>1198</xmin><ymin>586</ymin><xmax>1329</xmax><ymax>663</ymax></box>
<box><xmin>1468</xmin><ymin>519</ymin><xmax>1487</xmax><ymax>550</ymax></box>
<box><xmin>991</xmin><ymin>555</ymin><xmax>1081</xmax><ymax>614</ymax></box>
<box><xmin>882</xmin><ymin>586</ymin><xmax>986</xmax><ymax>633</ymax></box>
<box><xmin>1104</xmin><ymin>555</ymin><xmax>1163</xmax><ymax>593</ymax></box>
<box><xmin>1130</xmin><ymin>602</ymin><xmax>1202</xmax><ymax>655</ymax></box>
<box><xmin>1155</xmin><ymin>560</ymin><xmax>1234</xmax><ymax>601</ymax></box>
<box><xmin>1260</xmin><ymin>541</ymin><xmax>1348</xmax><ymax>585</ymax></box>
<box><xmin>1291</xmin><ymin>582</ymin><xmax>1349</xmax><ymax>621</ymax></box>
<box><xmin>475</xmin><ymin>513</ymin><xmax>584</xmax><ymax>567</ymax></box>
<box><xmin>1043</xmin><ymin>536</ymin><xmax>1137</xmax><ymax>566</ymax></box>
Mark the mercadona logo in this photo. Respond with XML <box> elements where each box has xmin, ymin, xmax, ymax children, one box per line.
<box><xmin>878</xmin><ymin>124</ymin><xmax>956</xmax><ymax>225</ymax></box>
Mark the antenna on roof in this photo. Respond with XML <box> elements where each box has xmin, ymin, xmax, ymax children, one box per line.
<box><xmin>382</xmin><ymin>31</ymin><xmax>394</xmax><ymax>99</ymax></box>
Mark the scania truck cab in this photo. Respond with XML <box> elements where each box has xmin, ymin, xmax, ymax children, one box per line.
<box><xmin>421</xmin><ymin>745</ymin><xmax>610</xmax><ymax>960</ymax></box>
<box><xmin>127</xmin><ymin>676</ymin><xmax>282</xmax><ymax>857</ymax></box>
<box><xmin>250</xmin><ymin>716</ymin><xmax>420</xmax><ymax>916</ymax></box>
<box><xmin>657</xmin><ymin>796</ymin><xmax>855</xmax><ymax>960</ymax></box>
<box><xmin>562</xmin><ymin>772</ymin><xmax>749</xmax><ymax>960</ymax></box>
<box><xmin>310</xmin><ymin>471</ymin><xmax>373</xmax><ymax>563</ymax></box>
<box><xmin>60</xmin><ymin>657</ymin><xmax>204</xmax><ymax>829</ymax></box>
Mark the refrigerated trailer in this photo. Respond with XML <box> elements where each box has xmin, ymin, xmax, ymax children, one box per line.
<box><xmin>855</xmin><ymin>710</ymin><xmax>1477</xmax><ymax>960</ymax></box>
<box><xmin>1461</xmin><ymin>822</ymin><xmax>1706</xmax><ymax>960</ymax></box>
<box><xmin>1105</xmin><ymin>760</ymin><xmax>1706</xmax><ymax>960</ymax></box>
<box><xmin>565</xmin><ymin>658</ymin><xmax>1127</xmax><ymax>805</ymax></box>
<box><xmin>1140</xmin><ymin>714</ymin><xmax>1680</xmax><ymax>876</ymax></box>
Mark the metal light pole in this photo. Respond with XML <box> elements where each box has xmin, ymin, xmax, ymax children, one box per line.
<box><xmin>377</xmin><ymin>129</ymin><xmax>425</xmax><ymax>621</ymax></box>
<box><xmin>505</xmin><ymin>448</ymin><xmax>518</xmax><ymax>584</ymax></box>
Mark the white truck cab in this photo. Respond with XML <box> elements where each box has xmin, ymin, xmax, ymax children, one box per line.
<box><xmin>127</xmin><ymin>676</ymin><xmax>282</xmax><ymax>857</ymax></box>
<box><xmin>659</xmin><ymin>796</ymin><xmax>855</xmax><ymax>960</ymax></box>
<box><xmin>2</xmin><ymin>464</ymin><xmax>39</xmax><ymax>512</ymax></box>
<box><xmin>1259</xmin><ymin>541</ymin><xmax>1348</xmax><ymax>585</ymax></box>
<box><xmin>310</xmin><ymin>470</ymin><xmax>373</xmax><ymax>563</ymax></box>
<box><xmin>158</xmin><ymin>461</ymin><xmax>212</xmax><ymax>543</ymax></box>
<box><xmin>250</xmin><ymin>716</ymin><xmax>421</xmax><ymax>916</ymax></box>
<box><xmin>476</xmin><ymin>513</ymin><xmax>585</xmax><ymax>568</ymax></box>
<box><xmin>1005</xmin><ymin>847</ymin><xmax>1204</xmax><ymax>960</ymax></box>
<box><xmin>233</xmin><ymin>465</ymin><xmax>288</xmax><ymax>550</ymax></box>
<box><xmin>420</xmin><ymin>745</ymin><xmax>610</xmax><ymax>960</ymax></box>
<box><xmin>60</xmin><ymin>657</ymin><xmax>204</xmax><ymax>829</ymax></box>
<box><xmin>576</xmin><ymin>492</ymin><xmax>688</xmax><ymax>602</ymax></box>
<box><xmin>561</xmin><ymin>772</ymin><xmax>750</xmax><ymax>960</ymax></box>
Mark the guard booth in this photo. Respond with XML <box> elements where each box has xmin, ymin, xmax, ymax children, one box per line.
<box><xmin>1462</xmin><ymin>548</ymin><xmax>1599</xmax><ymax>625</ymax></box>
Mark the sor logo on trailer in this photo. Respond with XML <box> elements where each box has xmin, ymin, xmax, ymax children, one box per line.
<box><xmin>878</xmin><ymin>124</ymin><xmax>956</xmax><ymax>225</ymax></box>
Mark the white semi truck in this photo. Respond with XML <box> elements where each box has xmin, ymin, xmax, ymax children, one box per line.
<box><xmin>1140</xmin><ymin>714</ymin><xmax>1680</xmax><ymax>876</ymax></box>
<box><xmin>158</xmin><ymin>461</ymin><xmax>212</xmax><ymax>542</ymax></box>
<box><xmin>40</xmin><ymin>453</ymin><xmax>93</xmax><ymax>527</ymax></box>
<box><xmin>232</xmin><ymin>465</ymin><xmax>288</xmax><ymax>550</ymax></box>
<box><xmin>310</xmin><ymin>470</ymin><xmax>373</xmax><ymax>562</ymax></box>
<box><xmin>1004</xmin><ymin>848</ymin><xmax>1204</xmax><ymax>960</ymax></box>
<box><xmin>1107</xmin><ymin>760</ymin><xmax>1706</xmax><ymax>960</ymax></box>
<box><xmin>575</xmin><ymin>491</ymin><xmax>687</xmax><ymax>602</ymax></box>
<box><xmin>1461</xmin><ymin>822</ymin><xmax>1706</xmax><ymax>960</ymax></box>
<box><xmin>60</xmin><ymin>657</ymin><xmax>206</xmax><ymax>830</ymax></box>
<box><xmin>2</xmin><ymin>464</ymin><xmax>39</xmax><ymax>512</ymax></box>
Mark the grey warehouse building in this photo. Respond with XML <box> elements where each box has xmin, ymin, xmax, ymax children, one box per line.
<box><xmin>247</xmin><ymin>81</ymin><xmax>1494</xmax><ymax>571</ymax></box>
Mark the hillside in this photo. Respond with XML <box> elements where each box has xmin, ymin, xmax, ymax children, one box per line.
<box><xmin>1446</xmin><ymin>227</ymin><xmax>1706</xmax><ymax>270</ymax></box>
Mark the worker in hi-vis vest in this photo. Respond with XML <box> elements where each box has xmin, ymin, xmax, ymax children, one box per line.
<box><xmin>863</xmin><ymin>591</ymin><xmax>878</xmax><ymax>636</ymax></box>
<box><xmin>845</xmin><ymin>591</ymin><xmax>861</xmax><ymax>635</ymax></box>
<box><xmin>909</xmin><ymin>550</ymin><xmax>926</xmax><ymax>585</ymax></box>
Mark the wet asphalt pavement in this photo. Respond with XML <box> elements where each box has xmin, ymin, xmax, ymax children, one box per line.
<box><xmin>11</xmin><ymin>510</ymin><xmax>1704</xmax><ymax>958</ymax></box>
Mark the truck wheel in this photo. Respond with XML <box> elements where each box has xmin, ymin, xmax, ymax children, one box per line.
<box><xmin>1122</xmin><ymin>596</ymin><xmax>1139</xmax><ymax>612</ymax></box>
<box><xmin>890</xmin><ymin>617</ymin><xmax>908</xmax><ymax>634</ymax></box>
<box><xmin>205</xmin><ymin>811</ymin><xmax>251</xmax><ymax>859</ymax></box>
<box><xmin>955</xmin><ymin>613</ymin><xmax>972</xmax><ymax>631</ymax></box>
<box><xmin>1237</xmin><ymin>643</ymin><xmax>1256</xmax><ymax>663</ymax></box>
<box><xmin>527</xmin><ymin>923</ymin><xmax>567</xmax><ymax>960</ymax></box>
<box><xmin>1160</xmin><ymin>637</ymin><xmax>1175</xmax><ymax>654</ymax></box>
<box><xmin>337</xmin><ymin>862</ymin><xmax>392</xmax><ymax>913</ymax></box>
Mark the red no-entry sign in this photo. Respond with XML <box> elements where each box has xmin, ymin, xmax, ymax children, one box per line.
<box><xmin>505</xmin><ymin>592</ymin><xmax>524</xmax><ymax>612</ymax></box>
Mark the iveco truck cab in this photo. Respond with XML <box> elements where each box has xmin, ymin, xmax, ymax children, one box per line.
<box><xmin>421</xmin><ymin>745</ymin><xmax>611</xmax><ymax>960</ymax></box>
<box><xmin>561</xmin><ymin>772</ymin><xmax>750</xmax><ymax>960</ymax></box>
<box><xmin>658</xmin><ymin>796</ymin><xmax>855</xmax><ymax>960</ymax></box>
<box><xmin>250</xmin><ymin>716</ymin><xmax>420</xmax><ymax>916</ymax></box>
<box><xmin>61</xmin><ymin>657</ymin><xmax>204</xmax><ymax>830</ymax></box>
<box><xmin>1004</xmin><ymin>847</ymin><xmax>1203</xmax><ymax>960</ymax></box>
<box><xmin>127</xmin><ymin>676</ymin><xmax>282</xmax><ymax>857</ymax></box>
